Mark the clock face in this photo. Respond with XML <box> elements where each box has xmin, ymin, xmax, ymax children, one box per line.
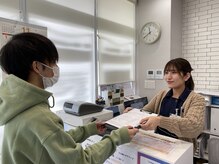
<box><xmin>141</xmin><ymin>22</ymin><xmax>161</xmax><ymax>44</ymax></box>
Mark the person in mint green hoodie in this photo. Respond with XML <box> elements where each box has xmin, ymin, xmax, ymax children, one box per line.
<box><xmin>0</xmin><ymin>32</ymin><xmax>139</xmax><ymax>164</ymax></box>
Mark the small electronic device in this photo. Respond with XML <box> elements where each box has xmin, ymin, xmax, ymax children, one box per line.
<box><xmin>124</xmin><ymin>97</ymin><xmax>148</xmax><ymax>109</ymax></box>
<box><xmin>146</xmin><ymin>69</ymin><xmax>154</xmax><ymax>79</ymax></box>
<box><xmin>155</xmin><ymin>69</ymin><xmax>164</xmax><ymax>79</ymax></box>
<box><xmin>63</xmin><ymin>101</ymin><xmax>104</xmax><ymax>116</ymax></box>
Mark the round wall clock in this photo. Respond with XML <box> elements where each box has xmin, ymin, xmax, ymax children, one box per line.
<box><xmin>141</xmin><ymin>22</ymin><xmax>161</xmax><ymax>44</ymax></box>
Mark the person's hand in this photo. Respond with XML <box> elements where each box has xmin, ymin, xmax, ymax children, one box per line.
<box><xmin>126</xmin><ymin>126</ymin><xmax>139</xmax><ymax>140</ymax></box>
<box><xmin>96</xmin><ymin>122</ymin><xmax>106</xmax><ymax>135</ymax></box>
<box><xmin>123</xmin><ymin>107</ymin><xmax>133</xmax><ymax>113</ymax></box>
<box><xmin>139</xmin><ymin>116</ymin><xmax>160</xmax><ymax>131</ymax></box>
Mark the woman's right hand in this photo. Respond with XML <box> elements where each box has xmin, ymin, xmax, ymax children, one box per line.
<box><xmin>123</xmin><ymin>107</ymin><xmax>133</xmax><ymax>113</ymax></box>
<box><xmin>126</xmin><ymin>126</ymin><xmax>139</xmax><ymax>140</ymax></box>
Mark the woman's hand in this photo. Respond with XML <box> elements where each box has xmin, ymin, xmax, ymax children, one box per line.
<box><xmin>139</xmin><ymin>116</ymin><xmax>161</xmax><ymax>131</ymax></box>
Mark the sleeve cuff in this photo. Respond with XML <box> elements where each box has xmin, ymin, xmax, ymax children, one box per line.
<box><xmin>106</xmin><ymin>127</ymin><xmax>131</xmax><ymax>145</ymax></box>
<box><xmin>83</xmin><ymin>122</ymin><xmax>98</xmax><ymax>136</ymax></box>
<box><xmin>159</xmin><ymin>116</ymin><xmax>173</xmax><ymax>129</ymax></box>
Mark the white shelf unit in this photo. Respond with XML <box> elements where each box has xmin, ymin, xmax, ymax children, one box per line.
<box><xmin>194</xmin><ymin>91</ymin><xmax>219</xmax><ymax>161</ymax></box>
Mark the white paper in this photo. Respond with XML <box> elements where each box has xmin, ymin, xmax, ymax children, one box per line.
<box><xmin>105</xmin><ymin>108</ymin><xmax>157</xmax><ymax>128</ymax></box>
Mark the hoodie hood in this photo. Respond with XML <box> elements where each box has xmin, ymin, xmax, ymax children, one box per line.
<box><xmin>0</xmin><ymin>75</ymin><xmax>52</xmax><ymax>125</ymax></box>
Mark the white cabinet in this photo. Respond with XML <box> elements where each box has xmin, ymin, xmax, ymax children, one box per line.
<box><xmin>195</xmin><ymin>91</ymin><xmax>219</xmax><ymax>160</ymax></box>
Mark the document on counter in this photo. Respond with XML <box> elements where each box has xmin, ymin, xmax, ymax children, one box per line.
<box><xmin>131</xmin><ymin>130</ymin><xmax>176</xmax><ymax>154</ymax></box>
<box><xmin>82</xmin><ymin>127</ymin><xmax>192</xmax><ymax>164</ymax></box>
<box><xmin>105</xmin><ymin>108</ymin><xmax>157</xmax><ymax>129</ymax></box>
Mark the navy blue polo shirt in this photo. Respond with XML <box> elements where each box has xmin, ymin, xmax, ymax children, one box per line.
<box><xmin>155</xmin><ymin>87</ymin><xmax>191</xmax><ymax>138</ymax></box>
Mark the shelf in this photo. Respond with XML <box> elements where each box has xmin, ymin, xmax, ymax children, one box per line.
<box><xmin>195</xmin><ymin>91</ymin><xmax>219</xmax><ymax>162</ymax></box>
<box><xmin>194</xmin><ymin>153</ymin><xmax>208</xmax><ymax>161</ymax></box>
<box><xmin>202</xmin><ymin>130</ymin><xmax>219</xmax><ymax>137</ymax></box>
<box><xmin>194</xmin><ymin>151</ymin><xmax>208</xmax><ymax>161</ymax></box>
<box><xmin>203</xmin><ymin>152</ymin><xmax>208</xmax><ymax>161</ymax></box>
<box><xmin>206</xmin><ymin>105</ymin><xmax>219</xmax><ymax>108</ymax></box>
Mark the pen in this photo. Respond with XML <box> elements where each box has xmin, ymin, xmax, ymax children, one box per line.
<box><xmin>134</xmin><ymin>125</ymin><xmax>141</xmax><ymax>129</ymax></box>
<box><xmin>134</xmin><ymin>120</ymin><xmax>147</xmax><ymax>129</ymax></box>
<box><xmin>90</xmin><ymin>117</ymin><xmax>97</xmax><ymax>122</ymax></box>
<box><xmin>139</xmin><ymin>109</ymin><xmax>152</xmax><ymax>114</ymax></box>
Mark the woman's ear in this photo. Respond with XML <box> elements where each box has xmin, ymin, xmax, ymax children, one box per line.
<box><xmin>184</xmin><ymin>72</ymin><xmax>191</xmax><ymax>81</ymax></box>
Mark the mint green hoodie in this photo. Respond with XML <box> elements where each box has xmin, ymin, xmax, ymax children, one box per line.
<box><xmin>0</xmin><ymin>75</ymin><xmax>130</xmax><ymax>164</ymax></box>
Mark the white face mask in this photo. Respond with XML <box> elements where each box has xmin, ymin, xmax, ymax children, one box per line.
<box><xmin>39</xmin><ymin>62</ymin><xmax>60</xmax><ymax>88</ymax></box>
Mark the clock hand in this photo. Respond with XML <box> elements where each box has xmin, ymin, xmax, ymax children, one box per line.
<box><xmin>143</xmin><ymin>31</ymin><xmax>151</xmax><ymax>38</ymax></box>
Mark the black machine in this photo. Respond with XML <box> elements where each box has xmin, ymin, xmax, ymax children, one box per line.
<box><xmin>124</xmin><ymin>96</ymin><xmax>148</xmax><ymax>109</ymax></box>
<box><xmin>63</xmin><ymin>101</ymin><xmax>104</xmax><ymax>116</ymax></box>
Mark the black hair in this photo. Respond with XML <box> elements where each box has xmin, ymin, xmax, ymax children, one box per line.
<box><xmin>0</xmin><ymin>32</ymin><xmax>59</xmax><ymax>81</ymax></box>
<box><xmin>164</xmin><ymin>58</ymin><xmax>194</xmax><ymax>90</ymax></box>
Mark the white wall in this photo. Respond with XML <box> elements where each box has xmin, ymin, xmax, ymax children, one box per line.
<box><xmin>171</xmin><ymin>0</ymin><xmax>182</xmax><ymax>59</ymax></box>
<box><xmin>182</xmin><ymin>0</ymin><xmax>219</xmax><ymax>92</ymax></box>
<box><xmin>136</xmin><ymin>0</ymin><xmax>182</xmax><ymax>100</ymax></box>
<box><xmin>136</xmin><ymin>0</ymin><xmax>219</xmax><ymax>100</ymax></box>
